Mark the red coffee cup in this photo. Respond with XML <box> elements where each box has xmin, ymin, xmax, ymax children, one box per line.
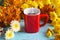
<box><xmin>24</xmin><ymin>8</ymin><xmax>49</xmax><ymax>33</ymax></box>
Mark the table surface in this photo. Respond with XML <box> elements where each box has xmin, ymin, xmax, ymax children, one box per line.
<box><xmin>0</xmin><ymin>20</ymin><xmax>54</xmax><ymax>40</ymax></box>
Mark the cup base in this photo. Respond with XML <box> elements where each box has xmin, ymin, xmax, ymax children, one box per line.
<box><xmin>24</xmin><ymin>30</ymin><xmax>39</xmax><ymax>33</ymax></box>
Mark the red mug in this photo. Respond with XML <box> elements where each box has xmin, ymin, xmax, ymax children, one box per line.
<box><xmin>24</xmin><ymin>8</ymin><xmax>49</xmax><ymax>33</ymax></box>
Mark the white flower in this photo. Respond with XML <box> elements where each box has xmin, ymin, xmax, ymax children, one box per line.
<box><xmin>10</xmin><ymin>20</ymin><xmax>20</xmax><ymax>32</ymax></box>
<box><xmin>5</xmin><ymin>29</ymin><xmax>14</xmax><ymax>40</ymax></box>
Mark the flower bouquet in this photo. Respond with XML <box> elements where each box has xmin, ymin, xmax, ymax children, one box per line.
<box><xmin>0</xmin><ymin>0</ymin><xmax>21</xmax><ymax>27</ymax></box>
<box><xmin>0</xmin><ymin>0</ymin><xmax>60</xmax><ymax>40</ymax></box>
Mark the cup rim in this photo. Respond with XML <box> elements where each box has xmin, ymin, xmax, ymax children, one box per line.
<box><xmin>24</xmin><ymin>8</ymin><xmax>40</xmax><ymax>15</ymax></box>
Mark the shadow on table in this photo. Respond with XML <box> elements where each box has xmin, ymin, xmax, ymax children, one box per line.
<box><xmin>20</xmin><ymin>27</ymin><xmax>25</xmax><ymax>33</ymax></box>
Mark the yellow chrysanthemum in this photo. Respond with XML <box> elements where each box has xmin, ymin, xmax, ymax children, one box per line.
<box><xmin>5</xmin><ymin>30</ymin><xmax>14</xmax><ymax>39</ymax></box>
<box><xmin>21</xmin><ymin>1</ymin><xmax>39</xmax><ymax>10</ymax></box>
<box><xmin>38</xmin><ymin>1</ymin><xmax>44</xmax><ymax>9</ymax></box>
<box><xmin>10</xmin><ymin>20</ymin><xmax>20</xmax><ymax>32</ymax></box>
<box><xmin>46</xmin><ymin>31</ymin><xmax>52</xmax><ymax>38</ymax></box>
<box><xmin>51</xmin><ymin>0</ymin><xmax>60</xmax><ymax>13</ymax></box>
<box><xmin>50</xmin><ymin>12</ymin><xmax>57</xmax><ymax>21</ymax></box>
<box><xmin>26</xmin><ymin>0</ymin><xmax>32</xmax><ymax>2</ymax></box>
<box><xmin>54</xmin><ymin>25</ymin><xmax>60</xmax><ymax>34</ymax></box>
<box><xmin>42</xmin><ymin>0</ymin><xmax>51</xmax><ymax>5</ymax></box>
<box><xmin>26</xmin><ymin>1</ymin><xmax>38</xmax><ymax>8</ymax></box>
<box><xmin>52</xmin><ymin>18</ymin><xmax>60</xmax><ymax>34</ymax></box>
<box><xmin>21</xmin><ymin>3</ymin><xmax>30</xmax><ymax>10</ymax></box>
<box><xmin>51</xmin><ymin>18</ymin><xmax>60</xmax><ymax>27</ymax></box>
<box><xmin>51</xmin><ymin>21</ymin><xmax>57</xmax><ymax>27</ymax></box>
<box><xmin>56</xmin><ymin>8</ymin><xmax>60</xmax><ymax>16</ymax></box>
<box><xmin>56</xmin><ymin>19</ymin><xmax>60</xmax><ymax>26</ymax></box>
<box><xmin>51</xmin><ymin>0</ymin><xmax>60</xmax><ymax>5</ymax></box>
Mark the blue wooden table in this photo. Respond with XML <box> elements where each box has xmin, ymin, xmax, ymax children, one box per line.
<box><xmin>0</xmin><ymin>20</ymin><xmax>54</xmax><ymax>40</ymax></box>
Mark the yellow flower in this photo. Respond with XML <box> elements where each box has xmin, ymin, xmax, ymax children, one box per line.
<box><xmin>34</xmin><ymin>0</ymin><xmax>41</xmax><ymax>2</ymax></box>
<box><xmin>51</xmin><ymin>0</ymin><xmax>60</xmax><ymax>15</ymax></box>
<box><xmin>21</xmin><ymin>1</ymin><xmax>39</xmax><ymax>10</ymax></box>
<box><xmin>27</xmin><ymin>1</ymin><xmax>38</xmax><ymax>8</ymax></box>
<box><xmin>51</xmin><ymin>18</ymin><xmax>60</xmax><ymax>27</ymax></box>
<box><xmin>10</xmin><ymin>20</ymin><xmax>20</xmax><ymax>32</ymax></box>
<box><xmin>42</xmin><ymin>0</ymin><xmax>51</xmax><ymax>5</ymax></box>
<box><xmin>38</xmin><ymin>1</ymin><xmax>44</xmax><ymax>9</ymax></box>
<box><xmin>21</xmin><ymin>3</ymin><xmax>30</xmax><ymax>10</ymax></box>
<box><xmin>54</xmin><ymin>25</ymin><xmax>60</xmax><ymax>34</ymax></box>
<box><xmin>46</xmin><ymin>31</ymin><xmax>52</xmax><ymax>38</ymax></box>
<box><xmin>56</xmin><ymin>8</ymin><xmax>60</xmax><ymax>16</ymax></box>
<box><xmin>51</xmin><ymin>21</ymin><xmax>57</xmax><ymax>27</ymax></box>
<box><xmin>50</xmin><ymin>12</ymin><xmax>57</xmax><ymax>21</ymax></box>
<box><xmin>26</xmin><ymin>0</ymin><xmax>32</xmax><ymax>2</ymax></box>
<box><xmin>52</xmin><ymin>18</ymin><xmax>60</xmax><ymax>34</ymax></box>
<box><xmin>56</xmin><ymin>19</ymin><xmax>60</xmax><ymax>26</ymax></box>
<box><xmin>5</xmin><ymin>30</ymin><xmax>14</xmax><ymax>39</ymax></box>
<box><xmin>51</xmin><ymin>0</ymin><xmax>60</xmax><ymax>5</ymax></box>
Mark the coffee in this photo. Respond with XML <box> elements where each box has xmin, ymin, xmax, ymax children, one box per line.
<box><xmin>27</xmin><ymin>13</ymin><xmax>37</xmax><ymax>16</ymax></box>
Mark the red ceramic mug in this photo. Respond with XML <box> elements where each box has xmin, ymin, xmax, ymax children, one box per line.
<box><xmin>24</xmin><ymin>8</ymin><xmax>49</xmax><ymax>33</ymax></box>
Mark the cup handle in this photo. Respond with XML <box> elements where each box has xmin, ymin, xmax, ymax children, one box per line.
<box><xmin>40</xmin><ymin>14</ymin><xmax>49</xmax><ymax>27</ymax></box>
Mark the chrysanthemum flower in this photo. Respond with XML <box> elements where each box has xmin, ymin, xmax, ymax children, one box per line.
<box><xmin>50</xmin><ymin>12</ymin><xmax>57</xmax><ymax>21</ymax></box>
<box><xmin>54</xmin><ymin>25</ymin><xmax>60</xmax><ymax>34</ymax></box>
<box><xmin>5</xmin><ymin>30</ymin><xmax>14</xmax><ymax>40</ymax></box>
<box><xmin>26</xmin><ymin>1</ymin><xmax>38</xmax><ymax>8</ymax></box>
<box><xmin>38</xmin><ymin>1</ymin><xmax>44</xmax><ymax>9</ymax></box>
<box><xmin>42</xmin><ymin>0</ymin><xmax>51</xmax><ymax>5</ymax></box>
<box><xmin>10</xmin><ymin>20</ymin><xmax>20</xmax><ymax>32</ymax></box>
<box><xmin>51</xmin><ymin>0</ymin><xmax>60</xmax><ymax>5</ymax></box>
<box><xmin>46</xmin><ymin>31</ymin><xmax>52</xmax><ymax>38</ymax></box>
<box><xmin>56</xmin><ymin>19</ymin><xmax>60</xmax><ymax>26</ymax></box>
<box><xmin>56</xmin><ymin>8</ymin><xmax>60</xmax><ymax>16</ymax></box>
<box><xmin>21</xmin><ymin>1</ymin><xmax>39</xmax><ymax>11</ymax></box>
<box><xmin>21</xmin><ymin>3</ymin><xmax>30</xmax><ymax>10</ymax></box>
<box><xmin>51</xmin><ymin>20</ymin><xmax>57</xmax><ymax>27</ymax></box>
<box><xmin>52</xmin><ymin>18</ymin><xmax>60</xmax><ymax>34</ymax></box>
